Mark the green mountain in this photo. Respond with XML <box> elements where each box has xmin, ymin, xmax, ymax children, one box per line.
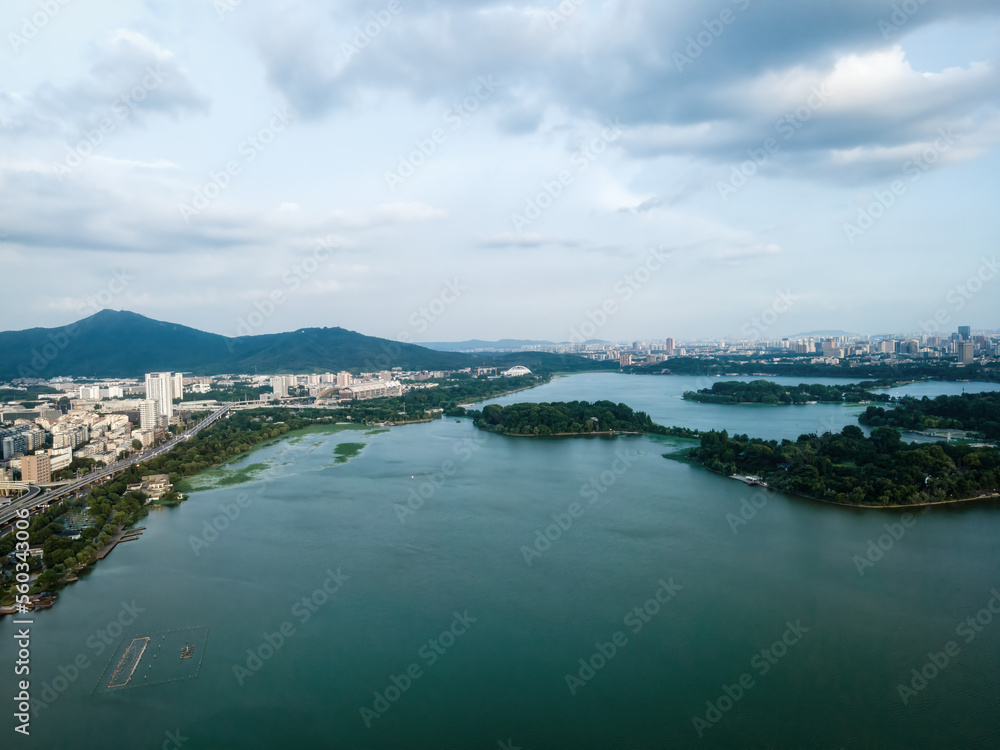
<box><xmin>0</xmin><ymin>310</ymin><xmax>606</xmax><ymax>380</ymax></box>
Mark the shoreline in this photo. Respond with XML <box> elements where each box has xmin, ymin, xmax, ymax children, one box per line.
<box><xmin>476</xmin><ymin>429</ymin><xmax>650</xmax><ymax>438</ymax></box>
<box><xmin>682</xmin><ymin>398</ymin><xmax>872</xmax><ymax>407</ymax></box>
<box><xmin>680</xmin><ymin>456</ymin><xmax>1000</xmax><ymax>510</ymax></box>
<box><xmin>457</xmin><ymin>377</ymin><xmax>554</xmax><ymax>408</ymax></box>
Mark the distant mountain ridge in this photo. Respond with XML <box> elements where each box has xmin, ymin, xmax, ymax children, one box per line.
<box><xmin>0</xmin><ymin>310</ymin><xmax>606</xmax><ymax>380</ymax></box>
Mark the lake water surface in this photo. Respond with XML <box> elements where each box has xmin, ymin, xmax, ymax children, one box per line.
<box><xmin>3</xmin><ymin>374</ymin><xmax>998</xmax><ymax>748</ymax></box>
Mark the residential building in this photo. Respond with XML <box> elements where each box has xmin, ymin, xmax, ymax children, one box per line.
<box><xmin>139</xmin><ymin>399</ymin><xmax>160</xmax><ymax>430</ymax></box>
<box><xmin>22</xmin><ymin>453</ymin><xmax>51</xmax><ymax>484</ymax></box>
<box><xmin>145</xmin><ymin>372</ymin><xmax>176</xmax><ymax>420</ymax></box>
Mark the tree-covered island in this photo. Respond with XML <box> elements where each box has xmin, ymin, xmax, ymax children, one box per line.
<box><xmin>470</xmin><ymin>400</ymin><xmax>700</xmax><ymax>438</ymax></box>
<box><xmin>683</xmin><ymin>379</ymin><xmax>893</xmax><ymax>405</ymax></box>
<box><xmin>685</xmin><ymin>426</ymin><xmax>1000</xmax><ymax>507</ymax></box>
<box><xmin>860</xmin><ymin>392</ymin><xmax>1000</xmax><ymax>441</ymax></box>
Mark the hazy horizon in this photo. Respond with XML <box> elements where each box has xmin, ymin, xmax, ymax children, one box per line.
<box><xmin>2</xmin><ymin>1</ymin><xmax>999</xmax><ymax>340</ymax></box>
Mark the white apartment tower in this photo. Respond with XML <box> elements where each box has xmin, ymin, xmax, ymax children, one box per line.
<box><xmin>139</xmin><ymin>399</ymin><xmax>160</xmax><ymax>431</ymax></box>
<box><xmin>145</xmin><ymin>372</ymin><xmax>176</xmax><ymax>419</ymax></box>
<box><xmin>270</xmin><ymin>376</ymin><xmax>289</xmax><ymax>398</ymax></box>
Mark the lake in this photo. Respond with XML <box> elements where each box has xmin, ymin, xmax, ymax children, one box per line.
<box><xmin>3</xmin><ymin>374</ymin><xmax>999</xmax><ymax>748</ymax></box>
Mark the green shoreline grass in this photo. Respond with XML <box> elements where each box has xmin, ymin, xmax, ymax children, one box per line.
<box><xmin>176</xmin><ymin>422</ymin><xmax>372</xmax><ymax>493</ymax></box>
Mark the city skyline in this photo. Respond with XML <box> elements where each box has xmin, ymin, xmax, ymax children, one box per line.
<box><xmin>1</xmin><ymin>1</ymin><xmax>999</xmax><ymax>340</ymax></box>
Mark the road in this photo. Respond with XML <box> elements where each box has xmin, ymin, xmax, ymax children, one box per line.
<box><xmin>0</xmin><ymin>404</ymin><xmax>231</xmax><ymax>531</ymax></box>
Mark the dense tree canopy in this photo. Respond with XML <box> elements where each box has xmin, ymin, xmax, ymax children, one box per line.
<box><xmin>689</xmin><ymin>425</ymin><xmax>1000</xmax><ymax>506</ymax></box>
<box><xmin>684</xmin><ymin>380</ymin><xmax>893</xmax><ymax>405</ymax></box>
<box><xmin>472</xmin><ymin>400</ymin><xmax>700</xmax><ymax>438</ymax></box>
<box><xmin>860</xmin><ymin>392</ymin><xmax>1000</xmax><ymax>440</ymax></box>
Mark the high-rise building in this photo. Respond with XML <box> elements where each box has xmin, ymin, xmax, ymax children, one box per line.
<box><xmin>958</xmin><ymin>326</ymin><xmax>971</xmax><ymax>341</ymax></box>
<box><xmin>22</xmin><ymin>453</ymin><xmax>51</xmax><ymax>484</ymax></box>
<box><xmin>145</xmin><ymin>372</ymin><xmax>176</xmax><ymax>419</ymax></box>
<box><xmin>959</xmin><ymin>341</ymin><xmax>974</xmax><ymax>364</ymax></box>
<box><xmin>139</xmin><ymin>399</ymin><xmax>160</xmax><ymax>430</ymax></box>
<box><xmin>270</xmin><ymin>376</ymin><xmax>289</xmax><ymax>398</ymax></box>
<box><xmin>79</xmin><ymin>385</ymin><xmax>101</xmax><ymax>399</ymax></box>
<box><xmin>336</xmin><ymin>371</ymin><xmax>353</xmax><ymax>387</ymax></box>
<box><xmin>664</xmin><ymin>338</ymin><xmax>675</xmax><ymax>355</ymax></box>
<box><xmin>172</xmin><ymin>373</ymin><xmax>184</xmax><ymax>400</ymax></box>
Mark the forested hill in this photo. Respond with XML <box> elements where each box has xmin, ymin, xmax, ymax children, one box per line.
<box><xmin>472</xmin><ymin>400</ymin><xmax>699</xmax><ymax>438</ymax></box>
<box><xmin>0</xmin><ymin>310</ymin><xmax>607</xmax><ymax>379</ymax></box>
<box><xmin>860</xmin><ymin>392</ymin><xmax>1000</xmax><ymax>439</ymax></box>
<box><xmin>689</xmin><ymin>426</ymin><xmax>1000</xmax><ymax>506</ymax></box>
<box><xmin>683</xmin><ymin>380</ymin><xmax>893</xmax><ymax>405</ymax></box>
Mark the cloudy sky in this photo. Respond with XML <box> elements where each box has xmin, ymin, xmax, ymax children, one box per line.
<box><xmin>2</xmin><ymin>0</ymin><xmax>999</xmax><ymax>343</ymax></box>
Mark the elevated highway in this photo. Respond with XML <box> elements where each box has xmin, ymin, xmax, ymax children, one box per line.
<box><xmin>0</xmin><ymin>404</ymin><xmax>231</xmax><ymax>533</ymax></box>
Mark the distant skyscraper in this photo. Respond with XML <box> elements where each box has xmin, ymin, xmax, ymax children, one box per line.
<box><xmin>958</xmin><ymin>326</ymin><xmax>971</xmax><ymax>341</ymax></box>
<box><xmin>959</xmin><ymin>341</ymin><xmax>974</xmax><ymax>364</ymax></box>
<box><xmin>665</xmin><ymin>338</ymin><xmax>675</xmax><ymax>355</ymax></box>
<box><xmin>145</xmin><ymin>372</ymin><xmax>176</xmax><ymax>419</ymax></box>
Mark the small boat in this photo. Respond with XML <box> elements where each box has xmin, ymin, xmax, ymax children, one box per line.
<box><xmin>731</xmin><ymin>474</ymin><xmax>767</xmax><ymax>487</ymax></box>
